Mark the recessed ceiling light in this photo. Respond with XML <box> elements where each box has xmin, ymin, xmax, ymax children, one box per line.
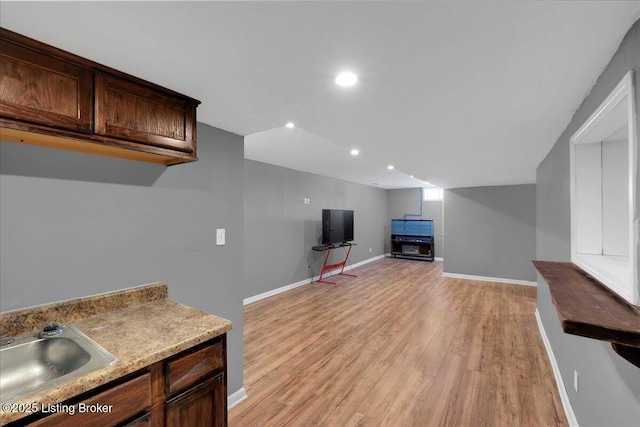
<box><xmin>350</xmin><ymin>149</ymin><xmax>359</xmax><ymax>156</ymax></box>
<box><xmin>387</xmin><ymin>165</ymin><xmax>394</xmax><ymax>170</ymax></box>
<box><xmin>335</xmin><ymin>71</ymin><xmax>358</xmax><ymax>87</ymax></box>
<box><xmin>285</xmin><ymin>122</ymin><xmax>295</xmax><ymax>128</ymax></box>
<box><xmin>410</xmin><ymin>175</ymin><xmax>414</xmax><ymax>178</ymax></box>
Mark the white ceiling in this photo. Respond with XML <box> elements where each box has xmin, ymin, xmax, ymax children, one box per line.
<box><xmin>245</xmin><ymin>126</ymin><xmax>434</xmax><ymax>189</ymax></box>
<box><xmin>2</xmin><ymin>1</ymin><xmax>639</xmax><ymax>189</ymax></box>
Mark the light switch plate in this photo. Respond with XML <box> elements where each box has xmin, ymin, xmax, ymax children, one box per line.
<box><xmin>216</xmin><ymin>228</ymin><xmax>226</xmax><ymax>246</ymax></box>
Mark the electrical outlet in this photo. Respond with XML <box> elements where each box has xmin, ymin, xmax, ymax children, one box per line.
<box><xmin>369</xmin><ymin>247</ymin><xmax>372</xmax><ymax>253</ymax></box>
<box><xmin>574</xmin><ymin>370</ymin><xmax>579</xmax><ymax>392</ymax></box>
<box><xmin>216</xmin><ymin>228</ymin><xmax>225</xmax><ymax>246</ymax></box>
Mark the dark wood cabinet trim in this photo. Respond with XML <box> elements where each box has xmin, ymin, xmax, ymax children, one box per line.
<box><xmin>123</xmin><ymin>412</ymin><xmax>152</xmax><ymax>427</ymax></box>
<box><xmin>0</xmin><ymin>123</ymin><xmax>195</xmax><ymax>165</ymax></box>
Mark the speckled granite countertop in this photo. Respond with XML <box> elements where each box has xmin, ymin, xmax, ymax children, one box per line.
<box><xmin>0</xmin><ymin>283</ymin><xmax>232</xmax><ymax>425</ymax></box>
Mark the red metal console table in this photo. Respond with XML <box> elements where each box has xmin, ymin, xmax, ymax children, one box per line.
<box><xmin>311</xmin><ymin>243</ymin><xmax>357</xmax><ymax>285</ymax></box>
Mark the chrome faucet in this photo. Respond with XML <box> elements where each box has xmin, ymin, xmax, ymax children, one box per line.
<box><xmin>38</xmin><ymin>323</ymin><xmax>64</xmax><ymax>339</ymax></box>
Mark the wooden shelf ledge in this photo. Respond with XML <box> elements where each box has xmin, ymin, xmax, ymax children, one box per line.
<box><xmin>533</xmin><ymin>261</ymin><xmax>640</xmax><ymax>367</ymax></box>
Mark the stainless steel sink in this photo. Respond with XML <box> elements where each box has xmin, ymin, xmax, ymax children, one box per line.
<box><xmin>0</xmin><ymin>324</ymin><xmax>117</xmax><ymax>404</ymax></box>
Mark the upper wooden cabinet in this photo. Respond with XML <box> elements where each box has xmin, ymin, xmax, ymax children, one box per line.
<box><xmin>0</xmin><ymin>41</ymin><xmax>94</xmax><ymax>132</ymax></box>
<box><xmin>94</xmin><ymin>74</ymin><xmax>196</xmax><ymax>154</ymax></box>
<box><xmin>0</xmin><ymin>28</ymin><xmax>200</xmax><ymax>165</ymax></box>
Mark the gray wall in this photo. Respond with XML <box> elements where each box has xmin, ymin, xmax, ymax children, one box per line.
<box><xmin>244</xmin><ymin>160</ymin><xmax>388</xmax><ymax>299</ymax></box>
<box><xmin>0</xmin><ymin>123</ymin><xmax>245</xmax><ymax>396</ymax></box>
<box><xmin>443</xmin><ymin>185</ymin><xmax>537</xmax><ymax>282</ymax></box>
<box><xmin>536</xmin><ymin>20</ymin><xmax>640</xmax><ymax>426</ymax></box>
<box><xmin>387</xmin><ymin>188</ymin><xmax>443</xmax><ymax>258</ymax></box>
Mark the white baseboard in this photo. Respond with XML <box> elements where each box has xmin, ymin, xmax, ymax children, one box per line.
<box><xmin>535</xmin><ymin>309</ymin><xmax>578</xmax><ymax>427</ymax></box>
<box><xmin>243</xmin><ymin>276</ymin><xmax>313</xmax><ymax>305</ymax></box>
<box><xmin>442</xmin><ymin>272</ymin><xmax>537</xmax><ymax>287</ymax></box>
<box><xmin>243</xmin><ymin>254</ymin><xmax>386</xmax><ymax>305</ymax></box>
<box><xmin>346</xmin><ymin>254</ymin><xmax>386</xmax><ymax>270</ymax></box>
<box><xmin>228</xmin><ymin>387</ymin><xmax>248</xmax><ymax>410</ymax></box>
<box><xmin>435</xmin><ymin>257</ymin><xmax>444</xmax><ymax>261</ymax></box>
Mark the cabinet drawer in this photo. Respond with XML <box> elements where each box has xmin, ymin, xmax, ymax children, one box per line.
<box><xmin>30</xmin><ymin>372</ymin><xmax>152</xmax><ymax>427</ymax></box>
<box><xmin>166</xmin><ymin>341</ymin><xmax>222</xmax><ymax>396</ymax></box>
<box><xmin>94</xmin><ymin>73</ymin><xmax>196</xmax><ymax>153</ymax></box>
<box><xmin>0</xmin><ymin>40</ymin><xmax>93</xmax><ymax>132</ymax></box>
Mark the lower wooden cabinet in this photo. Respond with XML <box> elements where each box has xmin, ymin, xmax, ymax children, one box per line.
<box><xmin>165</xmin><ymin>336</ymin><xmax>226</xmax><ymax>427</ymax></box>
<box><xmin>8</xmin><ymin>335</ymin><xmax>227</xmax><ymax>427</ymax></box>
<box><xmin>166</xmin><ymin>375</ymin><xmax>225</xmax><ymax>427</ymax></box>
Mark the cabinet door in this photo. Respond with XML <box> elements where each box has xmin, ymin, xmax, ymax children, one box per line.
<box><xmin>0</xmin><ymin>40</ymin><xmax>93</xmax><ymax>132</ymax></box>
<box><xmin>166</xmin><ymin>374</ymin><xmax>226</xmax><ymax>427</ymax></box>
<box><xmin>94</xmin><ymin>74</ymin><xmax>196</xmax><ymax>154</ymax></box>
<box><xmin>29</xmin><ymin>372</ymin><xmax>152</xmax><ymax>427</ymax></box>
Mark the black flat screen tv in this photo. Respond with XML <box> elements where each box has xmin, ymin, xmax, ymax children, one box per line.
<box><xmin>322</xmin><ymin>209</ymin><xmax>354</xmax><ymax>244</ymax></box>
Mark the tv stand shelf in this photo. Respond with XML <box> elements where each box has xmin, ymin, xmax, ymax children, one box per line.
<box><xmin>391</xmin><ymin>219</ymin><xmax>434</xmax><ymax>262</ymax></box>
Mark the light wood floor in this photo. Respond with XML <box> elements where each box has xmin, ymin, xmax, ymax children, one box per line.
<box><xmin>229</xmin><ymin>258</ymin><xmax>567</xmax><ymax>426</ymax></box>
